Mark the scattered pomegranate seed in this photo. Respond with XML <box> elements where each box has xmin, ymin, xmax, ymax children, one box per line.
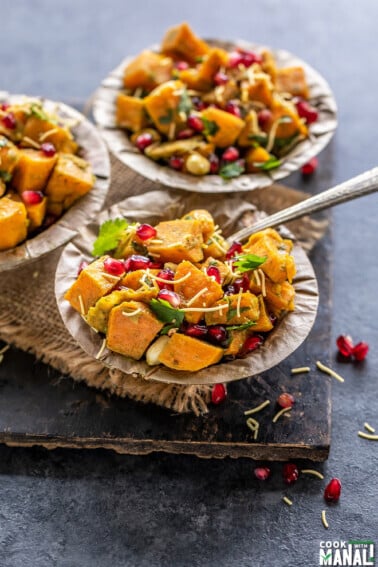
<box><xmin>124</xmin><ymin>255</ymin><xmax>151</xmax><ymax>272</ymax></box>
<box><xmin>283</xmin><ymin>463</ymin><xmax>299</xmax><ymax>485</ymax></box>
<box><xmin>168</xmin><ymin>156</ymin><xmax>184</xmax><ymax>170</ymax></box>
<box><xmin>222</xmin><ymin>146</ymin><xmax>239</xmax><ymax>162</ymax></box>
<box><xmin>226</xmin><ymin>241</ymin><xmax>243</xmax><ymax>260</ymax></box>
<box><xmin>225</xmin><ymin>101</ymin><xmax>241</xmax><ymax>118</ymax></box>
<box><xmin>257</xmin><ymin>108</ymin><xmax>272</xmax><ymax>128</ymax></box>
<box><xmin>301</xmin><ymin>157</ymin><xmax>318</xmax><ymax>175</ymax></box>
<box><xmin>175</xmin><ymin>61</ymin><xmax>189</xmax><ymax>71</ymax></box>
<box><xmin>254</xmin><ymin>467</ymin><xmax>271</xmax><ymax>481</ymax></box>
<box><xmin>277</xmin><ymin>392</ymin><xmax>295</xmax><ymax>409</ymax></box>
<box><xmin>208</xmin><ymin>325</ymin><xmax>228</xmax><ymax>345</ymax></box>
<box><xmin>233</xmin><ymin>273</ymin><xmax>250</xmax><ymax>293</ymax></box>
<box><xmin>209</xmin><ymin>153</ymin><xmax>220</xmax><ymax>174</ymax></box>
<box><xmin>103</xmin><ymin>258</ymin><xmax>125</xmax><ymax>276</ymax></box>
<box><xmin>211</xmin><ymin>383</ymin><xmax>227</xmax><ymax>404</ymax></box>
<box><xmin>336</xmin><ymin>335</ymin><xmax>354</xmax><ymax>358</ymax></box>
<box><xmin>157</xmin><ymin>289</ymin><xmax>181</xmax><ymax>308</ymax></box>
<box><xmin>0</xmin><ymin>103</ymin><xmax>10</xmax><ymax>111</ymax></box>
<box><xmin>177</xmin><ymin>128</ymin><xmax>195</xmax><ymax>139</ymax></box>
<box><xmin>184</xmin><ymin>323</ymin><xmax>208</xmax><ymax>338</ymax></box>
<box><xmin>243</xmin><ymin>335</ymin><xmax>263</xmax><ymax>353</ymax></box>
<box><xmin>2</xmin><ymin>112</ymin><xmax>16</xmax><ymax>130</ymax></box>
<box><xmin>40</xmin><ymin>142</ymin><xmax>56</xmax><ymax>157</ymax></box>
<box><xmin>206</xmin><ymin>265</ymin><xmax>221</xmax><ymax>283</ymax></box>
<box><xmin>324</xmin><ymin>478</ymin><xmax>341</xmax><ymax>503</ymax></box>
<box><xmin>77</xmin><ymin>260</ymin><xmax>89</xmax><ymax>275</ymax></box>
<box><xmin>237</xmin><ymin>48</ymin><xmax>263</xmax><ymax>67</ymax></box>
<box><xmin>353</xmin><ymin>341</ymin><xmax>369</xmax><ymax>361</ymax></box>
<box><xmin>187</xmin><ymin>114</ymin><xmax>204</xmax><ymax>132</ymax></box>
<box><xmin>135</xmin><ymin>133</ymin><xmax>154</xmax><ymax>152</ymax></box>
<box><xmin>136</xmin><ymin>223</ymin><xmax>157</xmax><ymax>241</ymax></box>
<box><xmin>156</xmin><ymin>268</ymin><xmax>174</xmax><ymax>290</ymax></box>
<box><xmin>296</xmin><ymin>100</ymin><xmax>318</xmax><ymax>124</ymax></box>
<box><xmin>192</xmin><ymin>96</ymin><xmax>207</xmax><ymax>111</ymax></box>
<box><xmin>21</xmin><ymin>190</ymin><xmax>44</xmax><ymax>206</ymax></box>
<box><xmin>214</xmin><ymin>71</ymin><xmax>229</xmax><ymax>86</ymax></box>
<box><xmin>228</xmin><ymin>51</ymin><xmax>244</xmax><ymax>68</ymax></box>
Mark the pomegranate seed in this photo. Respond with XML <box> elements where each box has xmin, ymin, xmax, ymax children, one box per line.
<box><xmin>136</xmin><ymin>223</ymin><xmax>157</xmax><ymax>241</ymax></box>
<box><xmin>353</xmin><ymin>341</ymin><xmax>369</xmax><ymax>361</ymax></box>
<box><xmin>277</xmin><ymin>392</ymin><xmax>295</xmax><ymax>409</ymax></box>
<box><xmin>209</xmin><ymin>153</ymin><xmax>220</xmax><ymax>174</ymax></box>
<box><xmin>175</xmin><ymin>61</ymin><xmax>189</xmax><ymax>71</ymax></box>
<box><xmin>157</xmin><ymin>289</ymin><xmax>181</xmax><ymax>308</ymax></box>
<box><xmin>211</xmin><ymin>383</ymin><xmax>227</xmax><ymax>404</ymax></box>
<box><xmin>0</xmin><ymin>103</ymin><xmax>10</xmax><ymax>111</ymax></box>
<box><xmin>282</xmin><ymin>463</ymin><xmax>299</xmax><ymax>485</ymax></box>
<box><xmin>124</xmin><ymin>255</ymin><xmax>151</xmax><ymax>272</ymax></box>
<box><xmin>177</xmin><ymin>128</ymin><xmax>195</xmax><ymax>139</ymax></box>
<box><xmin>324</xmin><ymin>478</ymin><xmax>341</xmax><ymax>503</ymax></box>
<box><xmin>222</xmin><ymin>146</ymin><xmax>239</xmax><ymax>162</ymax></box>
<box><xmin>156</xmin><ymin>268</ymin><xmax>174</xmax><ymax>290</ymax></box>
<box><xmin>147</xmin><ymin>260</ymin><xmax>163</xmax><ymax>269</ymax></box>
<box><xmin>206</xmin><ymin>265</ymin><xmax>221</xmax><ymax>283</ymax></box>
<box><xmin>228</xmin><ymin>51</ymin><xmax>244</xmax><ymax>68</ymax></box>
<box><xmin>225</xmin><ymin>101</ymin><xmax>241</xmax><ymax>118</ymax></box>
<box><xmin>224</xmin><ymin>284</ymin><xmax>236</xmax><ymax>295</ymax></box>
<box><xmin>226</xmin><ymin>241</ymin><xmax>243</xmax><ymax>260</ymax></box>
<box><xmin>168</xmin><ymin>156</ymin><xmax>184</xmax><ymax>170</ymax></box>
<box><xmin>2</xmin><ymin>112</ymin><xmax>16</xmax><ymax>130</ymax></box>
<box><xmin>243</xmin><ymin>335</ymin><xmax>263</xmax><ymax>353</ymax></box>
<box><xmin>187</xmin><ymin>114</ymin><xmax>204</xmax><ymax>132</ymax></box>
<box><xmin>184</xmin><ymin>324</ymin><xmax>208</xmax><ymax>338</ymax></box>
<box><xmin>77</xmin><ymin>260</ymin><xmax>89</xmax><ymax>275</ymax></box>
<box><xmin>240</xmin><ymin>50</ymin><xmax>263</xmax><ymax>67</ymax></box>
<box><xmin>214</xmin><ymin>72</ymin><xmax>229</xmax><ymax>86</ymax></box>
<box><xmin>254</xmin><ymin>467</ymin><xmax>271</xmax><ymax>481</ymax></box>
<box><xmin>40</xmin><ymin>142</ymin><xmax>56</xmax><ymax>157</ymax></box>
<box><xmin>208</xmin><ymin>325</ymin><xmax>227</xmax><ymax>345</ymax></box>
<box><xmin>192</xmin><ymin>97</ymin><xmax>207</xmax><ymax>111</ymax></box>
<box><xmin>301</xmin><ymin>157</ymin><xmax>318</xmax><ymax>175</ymax></box>
<box><xmin>257</xmin><ymin>109</ymin><xmax>272</xmax><ymax>128</ymax></box>
<box><xmin>296</xmin><ymin>100</ymin><xmax>318</xmax><ymax>124</ymax></box>
<box><xmin>336</xmin><ymin>335</ymin><xmax>354</xmax><ymax>358</ymax></box>
<box><xmin>103</xmin><ymin>258</ymin><xmax>125</xmax><ymax>276</ymax></box>
<box><xmin>135</xmin><ymin>133</ymin><xmax>154</xmax><ymax>152</ymax></box>
<box><xmin>233</xmin><ymin>274</ymin><xmax>250</xmax><ymax>293</ymax></box>
<box><xmin>21</xmin><ymin>190</ymin><xmax>44</xmax><ymax>206</ymax></box>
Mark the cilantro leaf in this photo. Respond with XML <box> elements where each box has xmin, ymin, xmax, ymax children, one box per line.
<box><xmin>202</xmin><ymin>117</ymin><xmax>219</xmax><ymax>137</ymax></box>
<box><xmin>0</xmin><ymin>170</ymin><xmax>12</xmax><ymax>182</ymax></box>
<box><xmin>227</xmin><ymin>321</ymin><xmax>256</xmax><ymax>331</ymax></box>
<box><xmin>252</xmin><ymin>157</ymin><xmax>282</xmax><ymax>171</ymax></box>
<box><xmin>247</xmin><ymin>134</ymin><xmax>268</xmax><ymax>146</ymax></box>
<box><xmin>29</xmin><ymin>103</ymin><xmax>51</xmax><ymax>122</ymax></box>
<box><xmin>92</xmin><ymin>218</ymin><xmax>129</xmax><ymax>256</ymax></box>
<box><xmin>160</xmin><ymin>323</ymin><xmax>179</xmax><ymax>335</ymax></box>
<box><xmin>227</xmin><ymin>306</ymin><xmax>250</xmax><ymax>321</ymax></box>
<box><xmin>233</xmin><ymin>253</ymin><xmax>266</xmax><ymax>273</ymax></box>
<box><xmin>219</xmin><ymin>161</ymin><xmax>245</xmax><ymax>180</ymax></box>
<box><xmin>150</xmin><ymin>299</ymin><xmax>185</xmax><ymax>326</ymax></box>
<box><xmin>177</xmin><ymin>88</ymin><xmax>192</xmax><ymax>117</ymax></box>
<box><xmin>159</xmin><ymin>109</ymin><xmax>174</xmax><ymax>125</ymax></box>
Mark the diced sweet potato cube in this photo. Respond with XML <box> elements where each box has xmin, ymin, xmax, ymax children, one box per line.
<box><xmin>181</xmin><ymin>209</ymin><xmax>215</xmax><ymax>241</ymax></box>
<box><xmin>107</xmin><ymin>301</ymin><xmax>163</xmax><ymax>360</ymax></box>
<box><xmin>253</xmin><ymin>295</ymin><xmax>274</xmax><ymax>332</ymax></box>
<box><xmin>179</xmin><ymin>47</ymin><xmax>228</xmax><ymax>90</ymax></box>
<box><xmin>260</xmin><ymin>49</ymin><xmax>277</xmax><ymax>82</ymax></box>
<box><xmin>201</xmin><ymin>257</ymin><xmax>230</xmax><ymax>285</ymax></box>
<box><xmin>144</xmin><ymin>80</ymin><xmax>184</xmax><ymax>135</ymax></box>
<box><xmin>0</xmin><ymin>136</ymin><xmax>20</xmax><ymax>174</ymax></box>
<box><xmin>12</xmin><ymin>148</ymin><xmax>57</xmax><ymax>193</ymax></box>
<box><xmin>158</xmin><ymin>332</ymin><xmax>223</xmax><ymax>371</ymax></box>
<box><xmin>223</xmin><ymin>329</ymin><xmax>248</xmax><ymax>356</ymax></box>
<box><xmin>116</xmin><ymin>94</ymin><xmax>148</xmax><ymax>132</ymax></box>
<box><xmin>263</xmin><ymin>95</ymin><xmax>308</xmax><ymax>139</ymax></box>
<box><xmin>86</xmin><ymin>289</ymin><xmax>132</xmax><ymax>333</ymax></box>
<box><xmin>45</xmin><ymin>154</ymin><xmax>94</xmax><ymax>214</ymax></box>
<box><xmin>205</xmin><ymin>292</ymin><xmax>260</xmax><ymax>326</ymax></box>
<box><xmin>161</xmin><ymin>22</ymin><xmax>210</xmax><ymax>64</ymax></box>
<box><xmin>245</xmin><ymin>146</ymin><xmax>273</xmax><ymax>173</ymax></box>
<box><xmin>0</xmin><ymin>196</ymin><xmax>28</xmax><ymax>250</ymax></box>
<box><xmin>264</xmin><ymin>279</ymin><xmax>295</xmax><ymax>314</ymax></box>
<box><xmin>123</xmin><ymin>50</ymin><xmax>174</xmax><ymax>91</ymax></box>
<box><xmin>243</xmin><ymin>229</ymin><xmax>296</xmax><ymax>283</ymax></box>
<box><xmin>64</xmin><ymin>256</ymin><xmax>124</xmax><ymax>314</ymax></box>
<box><xmin>203</xmin><ymin>232</ymin><xmax>229</xmax><ymax>259</ymax></box>
<box><xmin>22</xmin><ymin>116</ymin><xmax>78</xmax><ymax>154</ymax></box>
<box><xmin>0</xmin><ymin>105</ymin><xmax>29</xmax><ymax>142</ymax></box>
<box><xmin>200</xmin><ymin>107</ymin><xmax>245</xmax><ymax>148</ymax></box>
<box><xmin>25</xmin><ymin>195</ymin><xmax>47</xmax><ymax>232</ymax></box>
<box><xmin>276</xmin><ymin>66</ymin><xmax>309</xmax><ymax>99</ymax></box>
<box><xmin>174</xmin><ymin>260</ymin><xmax>223</xmax><ymax>324</ymax></box>
<box><xmin>147</xmin><ymin>219</ymin><xmax>204</xmax><ymax>264</ymax></box>
<box><xmin>120</xmin><ymin>269</ymin><xmax>159</xmax><ymax>290</ymax></box>
<box><xmin>248</xmin><ymin>75</ymin><xmax>273</xmax><ymax>106</ymax></box>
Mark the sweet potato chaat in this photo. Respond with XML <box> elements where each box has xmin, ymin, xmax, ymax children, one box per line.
<box><xmin>0</xmin><ymin>100</ymin><xmax>95</xmax><ymax>251</ymax></box>
<box><xmin>116</xmin><ymin>22</ymin><xmax>319</xmax><ymax>180</ymax></box>
<box><xmin>65</xmin><ymin>209</ymin><xmax>296</xmax><ymax>372</ymax></box>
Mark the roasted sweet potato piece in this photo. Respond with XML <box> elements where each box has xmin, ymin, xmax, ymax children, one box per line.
<box><xmin>22</xmin><ymin>115</ymin><xmax>78</xmax><ymax>154</ymax></box>
<box><xmin>263</xmin><ymin>95</ymin><xmax>308</xmax><ymax>139</ymax></box>
<box><xmin>12</xmin><ymin>148</ymin><xmax>57</xmax><ymax>193</ymax></box>
<box><xmin>158</xmin><ymin>332</ymin><xmax>223</xmax><ymax>371</ymax></box>
<box><xmin>243</xmin><ymin>229</ymin><xmax>296</xmax><ymax>283</ymax></box>
<box><xmin>0</xmin><ymin>105</ymin><xmax>29</xmax><ymax>142</ymax></box>
<box><xmin>223</xmin><ymin>329</ymin><xmax>249</xmax><ymax>356</ymax></box>
<box><xmin>264</xmin><ymin>279</ymin><xmax>295</xmax><ymax>315</ymax></box>
<box><xmin>237</xmin><ymin>111</ymin><xmax>260</xmax><ymax>147</ymax></box>
<box><xmin>245</xmin><ymin>146</ymin><xmax>273</xmax><ymax>173</ymax></box>
<box><xmin>161</xmin><ymin>22</ymin><xmax>210</xmax><ymax>64</ymax></box>
<box><xmin>144</xmin><ymin>80</ymin><xmax>184</xmax><ymax>135</ymax></box>
<box><xmin>107</xmin><ymin>301</ymin><xmax>163</xmax><ymax>360</ymax></box>
<box><xmin>0</xmin><ymin>196</ymin><xmax>28</xmax><ymax>250</ymax></box>
<box><xmin>121</xmin><ymin>269</ymin><xmax>159</xmax><ymax>290</ymax></box>
<box><xmin>86</xmin><ymin>289</ymin><xmax>132</xmax><ymax>333</ymax></box>
<box><xmin>201</xmin><ymin>257</ymin><xmax>231</xmax><ymax>285</ymax></box>
<box><xmin>116</xmin><ymin>94</ymin><xmax>148</xmax><ymax>132</ymax></box>
<box><xmin>123</xmin><ymin>50</ymin><xmax>174</xmax><ymax>91</ymax></box>
<box><xmin>260</xmin><ymin>49</ymin><xmax>277</xmax><ymax>82</ymax></box>
<box><xmin>64</xmin><ymin>256</ymin><xmax>124</xmax><ymax>315</ymax></box>
<box><xmin>253</xmin><ymin>295</ymin><xmax>274</xmax><ymax>332</ymax></box>
<box><xmin>248</xmin><ymin>74</ymin><xmax>273</xmax><ymax>106</ymax></box>
<box><xmin>276</xmin><ymin>66</ymin><xmax>309</xmax><ymax>99</ymax></box>
<box><xmin>0</xmin><ymin>136</ymin><xmax>20</xmax><ymax>176</ymax></box>
<box><xmin>203</xmin><ymin>231</ymin><xmax>229</xmax><ymax>259</ymax></box>
<box><xmin>181</xmin><ymin>209</ymin><xmax>215</xmax><ymax>241</ymax></box>
<box><xmin>179</xmin><ymin>47</ymin><xmax>229</xmax><ymax>90</ymax></box>
<box><xmin>147</xmin><ymin>219</ymin><xmax>204</xmax><ymax>264</ymax></box>
<box><xmin>205</xmin><ymin>292</ymin><xmax>260</xmax><ymax>326</ymax></box>
<box><xmin>24</xmin><ymin>195</ymin><xmax>47</xmax><ymax>232</ymax></box>
<box><xmin>200</xmin><ymin>107</ymin><xmax>245</xmax><ymax>148</ymax></box>
<box><xmin>174</xmin><ymin>260</ymin><xmax>223</xmax><ymax>323</ymax></box>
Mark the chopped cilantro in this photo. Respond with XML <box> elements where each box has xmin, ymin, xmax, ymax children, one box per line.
<box><xmin>227</xmin><ymin>321</ymin><xmax>256</xmax><ymax>331</ymax></box>
<box><xmin>177</xmin><ymin>88</ymin><xmax>192</xmax><ymax>117</ymax></box>
<box><xmin>219</xmin><ymin>161</ymin><xmax>245</xmax><ymax>180</ymax></box>
<box><xmin>233</xmin><ymin>253</ymin><xmax>266</xmax><ymax>273</ymax></box>
<box><xmin>227</xmin><ymin>306</ymin><xmax>250</xmax><ymax>321</ymax></box>
<box><xmin>0</xmin><ymin>170</ymin><xmax>12</xmax><ymax>182</ymax></box>
<box><xmin>92</xmin><ymin>218</ymin><xmax>129</xmax><ymax>256</ymax></box>
<box><xmin>247</xmin><ymin>134</ymin><xmax>268</xmax><ymax>146</ymax></box>
<box><xmin>202</xmin><ymin>117</ymin><xmax>219</xmax><ymax>137</ymax></box>
<box><xmin>150</xmin><ymin>299</ymin><xmax>185</xmax><ymax>326</ymax></box>
<box><xmin>160</xmin><ymin>323</ymin><xmax>179</xmax><ymax>335</ymax></box>
<box><xmin>253</xmin><ymin>157</ymin><xmax>282</xmax><ymax>171</ymax></box>
<box><xmin>29</xmin><ymin>103</ymin><xmax>51</xmax><ymax>122</ymax></box>
<box><xmin>158</xmin><ymin>108</ymin><xmax>174</xmax><ymax>125</ymax></box>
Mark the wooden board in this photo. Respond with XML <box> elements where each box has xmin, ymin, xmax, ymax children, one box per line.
<box><xmin>0</xmin><ymin>231</ymin><xmax>331</xmax><ymax>461</ymax></box>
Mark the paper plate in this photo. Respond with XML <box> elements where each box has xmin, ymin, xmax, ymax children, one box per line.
<box><xmin>0</xmin><ymin>93</ymin><xmax>111</xmax><ymax>272</ymax></box>
<box><xmin>55</xmin><ymin>189</ymin><xmax>319</xmax><ymax>386</ymax></box>
<box><xmin>93</xmin><ymin>39</ymin><xmax>337</xmax><ymax>194</ymax></box>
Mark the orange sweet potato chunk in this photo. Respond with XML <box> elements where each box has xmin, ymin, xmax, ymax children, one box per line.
<box><xmin>116</xmin><ymin>94</ymin><xmax>148</xmax><ymax>132</ymax></box>
<box><xmin>121</xmin><ymin>269</ymin><xmax>159</xmax><ymax>290</ymax></box>
<box><xmin>161</xmin><ymin>22</ymin><xmax>210</xmax><ymax>64</ymax></box>
<box><xmin>147</xmin><ymin>219</ymin><xmax>204</xmax><ymax>264</ymax></box>
<box><xmin>181</xmin><ymin>209</ymin><xmax>215</xmax><ymax>241</ymax></box>
<box><xmin>45</xmin><ymin>154</ymin><xmax>94</xmax><ymax>214</ymax></box>
<box><xmin>263</xmin><ymin>95</ymin><xmax>308</xmax><ymax>139</ymax></box>
<box><xmin>64</xmin><ymin>256</ymin><xmax>124</xmax><ymax>315</ymax></box>
<box><xmin>248</xmin><ymin>75</ymin><xmax>273</xmax><ymax>106</ymax></box>
<box><xmin>245</xmin><ymin>146</ymin><xmax>273</xmax><ymax>173</ymax></box>
<box><xmin>25</xmin><ymin>195</ymin><xmax>47</xmax><ymax>232</ymax></box>
<box><xmin>107</xmin><ymin>301</ymin><xmax>163</xmax><ymax>360</ymax></box>
<box><xmin>205</xmin><ymin>292</ymin><xmax>260</xmax><ymax>326</ymax></box>
<box><xmin>123</xmin><ymin>50</ymin><xmax>174</xmax><ymax>91</ymax></box>
<box><xmin>144</xmin><ymin>80</ymin><xmax>183</xmax><ymax>135</ymax></box>
<box><xmin>264</xmin><ymin>279</ymin><xmax>295</xmax><ymax>313</ymax></box>
<box><xmin>22</xmin><ymin>116</ymin><xmax>78</xmax><ymax>154</ymax></box>
<box><xmin>158</xmin><ymin>332</ymin><xmax>223</xmax><ymax>371</ymax></box>
<box><xmin>223</xmin><ymin>329</ymin><xmax>248</xmax><ymax>356</ymax></box>
<box><xmin>200</xmin><ymin>107</ymin><xmax>245</xmax><ymax>148</ymax></box>
<box><xmin>243</xmin><ymin>229</ymin><xmax>296</xmax><ymax>283</ymax></box>
<box><xmin>0</xmin><ymin>136</ymin><xmax>20</xmax><ymax>174</ymax></box>
<box><xmin>0</xmin><ymin>196</ymin><xmax>28</xmax><ymax>250</ymax></box>
<box><xmin>253</xmin><ymin>295</ymin><xmax>274</xmax><ymax>332</ymax></box>
<box><xmin>179</xmin><ymin>47</ymin><xmax>229</xmax><ymax>90</ymax></box>
<box><xmin>275</xmin><ymin>66</ymin><xmax>309</xmax><ymax>99</ymax></box>
<box><xmin>12</xmin><ymin>148</ymin><xmax>57</xmax><ymax>193</ymax></box>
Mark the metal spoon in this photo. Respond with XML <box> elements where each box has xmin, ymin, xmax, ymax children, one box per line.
<box><xmin>230</xmin><ymin>167</ymin><xmax>378</xmax><ymax>242</ymax></box>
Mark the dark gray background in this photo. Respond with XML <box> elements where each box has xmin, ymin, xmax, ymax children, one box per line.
<box><xmin>1</xmin><ymin>1</ymin><xmax>377</xmax><ymax>565</ymax></box>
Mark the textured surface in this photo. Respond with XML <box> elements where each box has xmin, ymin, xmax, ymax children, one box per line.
<box><xmin>0</xmin><ymin>1</ymin><xmax>378</xmax><ymax>566</ymax></box>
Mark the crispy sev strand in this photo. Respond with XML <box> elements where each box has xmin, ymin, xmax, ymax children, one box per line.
<box><xmin>122</xmin><ymin>308</ymin><xmax>142</xmax><ymax>317</ymax></box>
<box><xmin>283</xmin><ymin>496</ymin><xmax>293</xmax><ymax>506</ymax></box>
<box><xmin>301</xmin><ymin>469</ymin><xmax>324</xmax><ymax>480</ymax></box>
<box><xmin>364</xmin><ymin>422</ymin><xmax>376</xmax><ymax>434</ymax></box>
<box><xmin>186</xmin><ymin>287</ymin><xmax>208</xmax><ymax>307</ymax></box>
<box><xmin>181</xmin><ymin>304</ymin><xmax>227</xmax><ymax>313</ymax></box>
<box><xmin>258</xmin><ymin>269</ymin><xmax>266</xmax><ymax>297</ymax></box>
<box><xmin>246</xmin><ymin>417</ymin><xmax>259</xmax><ymax>440</ymax></box>
<box><xmin>39</xmin><ymin>128</ymin><xmax>59</xmax><ymax>141</ymax></box>
<box><xmin>244</xmin><ymin>400</ymin><xmax>270</xmax><ymax>415</ymax></box>
<box><xmin>321</xmin><ymin>510</ymin><xmax>329</xmax><ymax>529</ymax></box>
<box><xmin>358</xmin><ymin>431</ymin><xmax>378</xmax><ymax>441</ymax></box>
<box><xmin>291</xmin><ymin>366</ymin><xmax>311</xmax><ymax>374</ymax></box>
<box><xmin>272</xmin><ymin>406</ymin><xmax>292</xmax><ymax>423</ymax></box>
<box><xmin>0</xmin><ymin>344</ymin><xmax>10</xmax><ymax>356</ymax></box>
<box><xmin>316</xmin><ymin>361</ymin><xmax>345</xmax><ymax>383</ymax></box>
<box><xmin>22</xmin><ymin>136</ymin><xmax>41</xmax><ymax>149</ymax></box>
<box><xmin>78</xmin><ymin>295</ymin><xmax>85</xmax><ymax>316</ymax></box>
<box><xmin>95</xmin><ymin>338</ymin><xmax>107</xmax><ymax>360</ymax></box>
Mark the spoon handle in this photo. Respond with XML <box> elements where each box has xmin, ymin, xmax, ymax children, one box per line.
<box><xmin>231</xmin><ymin>167</ymin><xmax>378</xmax><ymax>242</ymax></box>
